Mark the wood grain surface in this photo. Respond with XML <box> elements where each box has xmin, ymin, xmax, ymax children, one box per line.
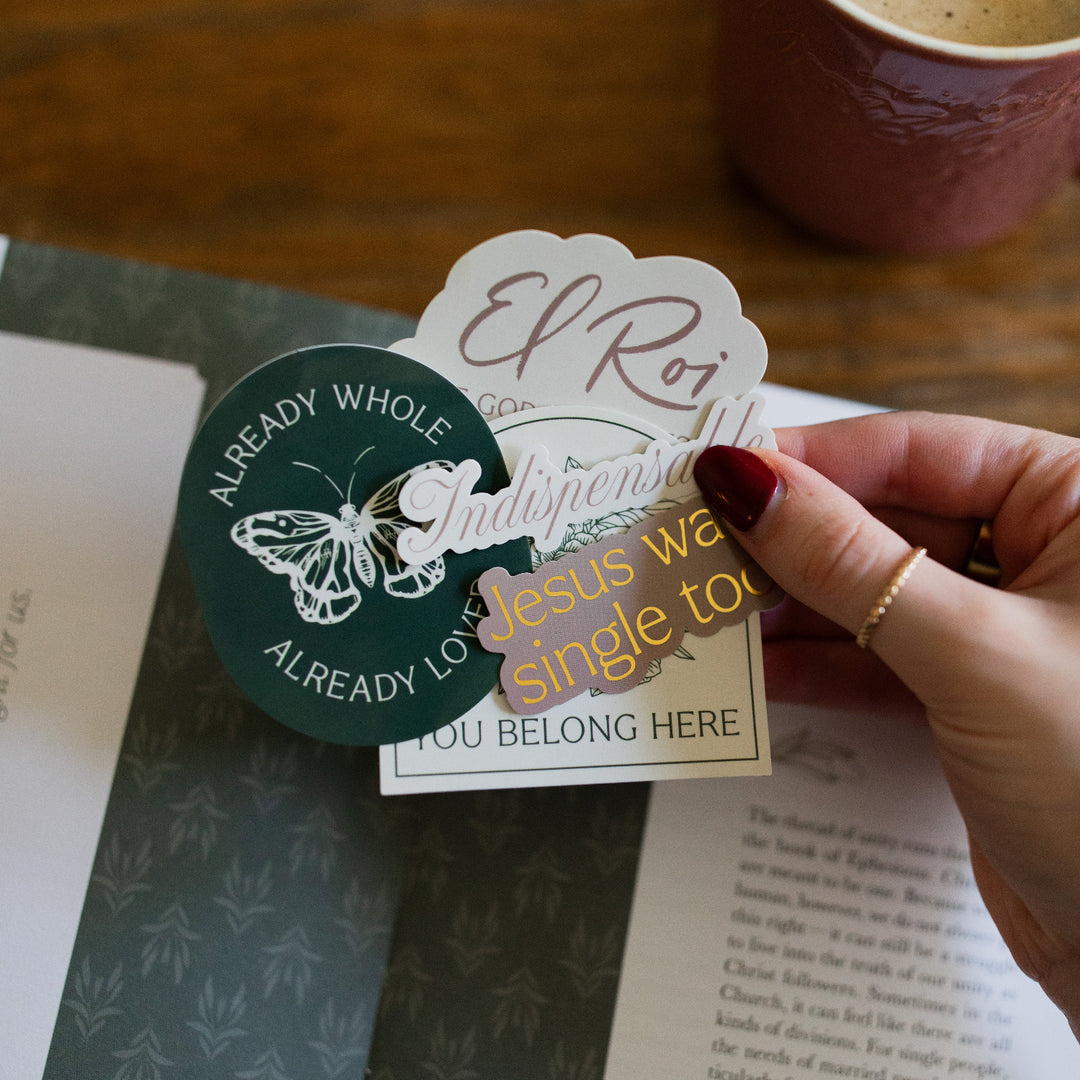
<box><xmin>4</xmin><ymin>0</ymin><xmax>1079</xmax><ymax>433</ymax></box>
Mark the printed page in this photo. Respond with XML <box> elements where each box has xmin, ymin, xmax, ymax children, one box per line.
<box><xmin>0</xmin><ymin>330</ymin><xmax>205</xmax><ymax>1079</ymax></box>
<box><xmin>604</xmin><ymin>707</ymin><xmax>1080</xmax><ymax>1079</ymax></box>
<box><xmin>605</xmin><ymin>385</ymin><xmax>1080</xmax><ymax>1078</ymax></box>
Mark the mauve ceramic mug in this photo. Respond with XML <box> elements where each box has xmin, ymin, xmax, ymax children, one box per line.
<box><xmin>720</xmin><ymin>0</ymin><xmax>1080</xmax><ymax>252</ymax></box>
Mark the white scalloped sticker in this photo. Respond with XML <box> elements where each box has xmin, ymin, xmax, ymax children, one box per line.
<box><xmin>391</xmin><ymin>230</ymin><xmax>768</xmax><ymax>437</ymax></box>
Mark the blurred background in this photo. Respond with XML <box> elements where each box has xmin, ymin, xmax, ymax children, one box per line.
<box><xmin>4</xmin><ymin>0</ymin><xmax>1079</xmax><ymax>433</ymax></box>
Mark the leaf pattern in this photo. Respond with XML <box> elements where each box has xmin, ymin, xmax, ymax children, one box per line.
<box><xmin>379</xmin><ymin>944</ymin><xmax>434</xmax><ymax>1025</ymax></box>
<box><xmin>140</xmin><ymin>902</ymin><xmax>202</xmax><ymax>983</ymax></box>
<box><xmin>186</xmin><ymin>976</ymin><xmax>248</xmax><ymax>1060</ymax></box>
<box><xmin>288</xmin><ymin>802</ymin><xmax>345</xmax><ymax>882</ymax></box>
<box><xmin>548</xmin><ymin>1042</ymin><xmax>600</xmax><ymax>1080</ymax></box>
<box><xmin>513</xmin><ymin>844</ymin><xmax>572</xmax><ymax>921</ymax></box>
<box><xmin>240</xmin><ymin>740</ymin><xmax>300</xmax><ymax>814</ymax></box>
<box><xmin>582</xmin><ymin>798</ymin><xmax>643</xmax><ymax>876</ymax></box>
<box><xmin>215</xmin><ymin>857</ymin><xmax>275</xmax><ymax>935</ymax></box>
<box><xmin>111</xmin><ymin>1026</ymin><xmax>173</xmax><ymax>1080</ymax></box>
<box><xmin>367</xmin><ymin>781</ymin><xmax>647</xmax><ymax>1076</ymax></box>
<box><xmin>558</xmin><ymin>920</ymin><xmax>621</xmax><ymax>999</ymax></box>
<box><xmin>491</xmin><ymin>968</ymin><xmax>548</xmax><ymax>1045</ymax></box>
<box><xmin>262</xmin><ymin>925</ymin><xmax>323</xmax><ymax>1005</ymax></box>
<box><xmin>236</xmin><ymin>1047</ymin><xmax>294</xmax><ymax>1080</ymax></box>
<box><xmin>63</xmin><ymin>957</ymin><xmax>123</xmax><ymax>1040</ymax></box>
<box><xmin>466</xmin><ymin>790</ymin><xmax>522</xmax><ymax>854</ymax></box>
<box><xmin>148</xmin><ymin>599</ymin><xmax>206</xmax><ymax>674</ymax></box>
<box><xmin>92</xmin><ymin>833</ymin><xmax>153</xmax><ymax>915</ymax></box>
<box><xmin>419</xmin><ymin>1021</ymin><xmax>479</xmax><ymax>1080</ymax></box>
<box><xmin>336</xmin><ymin>877</ymin><xmax>394</xmax><ymax>956</ymax></box>
<box><xmin>168</xmin><ymin>781</ymin><xmax>229</xmax><ymax>859</ymax></box>
<box><xmin>403</xmin><ymin>824</ymin><xmax>455</xmax><ymax>901</ymax></box>
<box><xmin>535</xmin><ymin>473</ymin><xmax>679</xmax><ymax>566</ymax></box>
<box><xmin>121</xmin><ymin>715</ymin><xmax>181</xmax><ymax>793</ymax></box>
<box><xmin>193</xmin><ymin>667</ymin><xmax>249</xmax><ymax>739</ymax></box>
<box><xmin>307</xmin><ymin>997</ymin><xmax>374</xmax><ymax>1078</ymax></box>
<box><xmin>445</xmin><ymin>900</ymin><xmax>501</xmax><ymax>977</ymax></box>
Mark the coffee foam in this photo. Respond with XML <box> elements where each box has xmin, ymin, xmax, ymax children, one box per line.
<box><xmin>847</xmin><ymin>0</ymin><xmax>1080</xmax><ymax>46</ymax></box>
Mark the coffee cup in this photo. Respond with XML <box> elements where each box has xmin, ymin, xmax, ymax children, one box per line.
<box><xmin>720</xmin><ymin>0</ymin><xmax>1080</xmax><ymax>251</ymax></box>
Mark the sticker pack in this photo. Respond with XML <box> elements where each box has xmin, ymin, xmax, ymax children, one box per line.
<box><xmin>178</xmin><ymin>231</ymin><xmax>783</xmax><ymax>792</ymax></box>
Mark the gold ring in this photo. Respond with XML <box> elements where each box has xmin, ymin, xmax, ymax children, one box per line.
<box><xmin>855</xmin><ymin>546</ymin><xmax>927</xmax><ymax>650</ymax></box>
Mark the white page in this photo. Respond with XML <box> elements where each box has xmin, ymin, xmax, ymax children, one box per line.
<box><xmin>0</xmin><ymin>330</ymin><xmax>205</xmax><ymax>1079</ymax></box>
<box><xmin>605</xmin><ymin>390</ymin><xmax>1080</xmax><ymax>1078</ymax></box>
<box><xmin>605</xmin><ymin>708</ymin><xmax>1080</xmax><ymax>1078</ymax></box>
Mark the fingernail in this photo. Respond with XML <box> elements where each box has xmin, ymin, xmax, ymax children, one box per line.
<box><xmin>693</xmin><ymin>446</ymin><xmax>779</xmax><ymax>531</ymax></box>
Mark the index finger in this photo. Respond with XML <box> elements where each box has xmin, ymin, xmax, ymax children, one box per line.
<box><xmin>776</xmin><ymin>411</ymin><xmax>1080</xmax><ymax>582</ymax></box>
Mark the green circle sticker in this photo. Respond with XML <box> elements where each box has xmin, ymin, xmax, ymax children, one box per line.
<box><xmin>180</xmin><ymin>344</ymin><xmax>529</xmax><ymax>745</ymax></box>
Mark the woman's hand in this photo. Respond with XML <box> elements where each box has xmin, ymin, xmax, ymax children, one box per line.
<box><xmin>694</xmin><ymin>411</ymin><xmax>1080</xmax><ymax>1035</ymax></box>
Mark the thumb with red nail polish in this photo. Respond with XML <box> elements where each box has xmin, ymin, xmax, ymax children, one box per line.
<box><xmin>693</xmin><ymin>445</ymin><xmax>779</xmax><ymax>532</ymax></box>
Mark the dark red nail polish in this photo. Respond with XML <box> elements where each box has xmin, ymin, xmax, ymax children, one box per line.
<box><xmin>693</xmin><ymin>445</ymin><xmax>779</xmax><ymax>531</ymax></box>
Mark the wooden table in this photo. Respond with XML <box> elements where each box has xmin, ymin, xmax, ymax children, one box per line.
<box><xmin>4</xmin><ymin>0</ymin><xmax>1080</xmax><ymax>435</ymax></box>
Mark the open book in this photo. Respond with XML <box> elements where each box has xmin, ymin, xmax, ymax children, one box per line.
<box><xmin>7</xmin><ymin>234</ymin><xmax>1075</xmax><ymax>1079</ymax></box>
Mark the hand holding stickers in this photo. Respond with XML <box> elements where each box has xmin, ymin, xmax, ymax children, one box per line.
<box><xmin>180</xmin><ymin>233</ymin><xmax>783</xmax><ymax>790</ymax></box>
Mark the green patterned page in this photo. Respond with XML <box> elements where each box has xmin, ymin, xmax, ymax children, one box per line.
<box><xmin>0</xmin><ymin>241</ymin><xmax>647</xmax><ymax>1079</ymax></box>
<box><xmin>0</xmin><ymin>242</ymin><xmax>411</xmax><ymax>1079</ymax></box>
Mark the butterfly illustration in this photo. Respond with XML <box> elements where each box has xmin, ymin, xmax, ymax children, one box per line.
<box><xmin>230</xmin><ymin>451</ymin><xmax>449</xmax><ymax>625</ymax></box>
